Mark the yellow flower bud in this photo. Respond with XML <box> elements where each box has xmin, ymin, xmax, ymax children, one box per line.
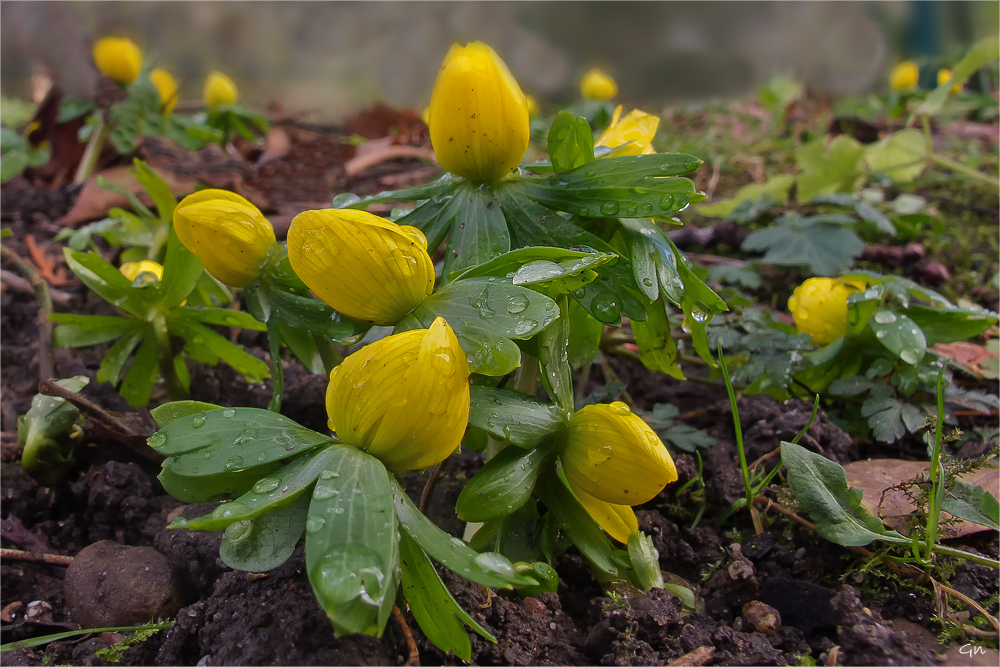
<box><xmin>150</xmin><ymin>69</ymin><xmax>179</xmax><ymax>115</ymax></box>
<box><xmin>595</xmin><ymin>105</ymin><xmax>659</xmax><ymax>157</ymax></box>
<box><xmin>525</xmin><ymin>94</ymin><xmax>539</xmax><ymax>117</ymax></box>
<box><xmin>204</xmin><ymin>71</ymin><xmax>238</xmax><ymax>108</ymax></box>
<box><xmin>937</xmin><ymin>68</ymin><xmax>963</xmax><ymax>94</ymax></box>
<box><xmin>890</xmin><ymin>61</ymin><xmax>919</xmax><ymax>91</ymax></box>
<box><xmin>286</xmin><ymin>208</ymin><xmax>435</xmax><ymax>326</ymax></box>
<box><xmin>326</xmin><ymin>317</ymin><xmax>471</xmax><ymax>471</ymax></box>
<box><xmin>561</xmin><ymin>402</ymin><xmax>677</xmax><ymax>542</ymax></box>
<box><xmin>119</xmin><ymin>260</ymin><xmax>164</xmax><ymax>283</ymax></box>
<box><xmin>428</xmin><ymin>42</ymin><xmax>530</xmax><ymax>185</ymax></box>
<box><xmin>581</xmin><ymin>68</ymin><xmax>618</xmax><ymax>101</ymax></box>
<box><xmin>173</xmin><ymin>189</ymin><xmax>276</xmax><ymax>288</ymax></box>
<box><xmin>787</xmin><ymin>277</ymin><xmax>866</xmax><ymax>346</ymax></box>
<box><xmin>93</xmin><ymin>37</ymin><xmax>143</xmax><ymax>85</ymax></box>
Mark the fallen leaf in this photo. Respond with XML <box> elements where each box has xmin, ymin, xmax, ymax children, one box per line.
<box><xmin>844</xmin><ymin>459</ymin><xmax>999</xmax><ymax>538</ymax></box>
<box><xmin>933</xmin><ymin>341</ymin><xmax>1000</xmax><ymax>379</ymax></box>
<box><xmin>54</xmin><ymin>165</ymin><xmax>197</xmax><ymax>228</ymax></box>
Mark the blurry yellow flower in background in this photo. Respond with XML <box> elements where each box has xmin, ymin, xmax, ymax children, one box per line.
<box><xmin>150</xmin><ymin>69</ymin><xmax>179</xmax><ymax>115</ymax></box>
<box><xmin>595</xmin><ymin>105</ymin><xmax>660</xmax><ymax>157</ymax></box>
<box><xmin>560</xmin><ymin>402</ymin><xmax>677</xmax><ymax>542</ymax></box>
<box><xmin>428</xmin><ymin>42</ymin><xmax>530</xmax><ymax>185</ymax></box>
<box><xmin>580</xmin><ymin>68</ymin><xmax>618</xmax><ymax>101</ymax></box>
<box><xmin>788</xmin><ymin>277</ymin><xmax>866</xmax><ymax>346</ymax></box>
<box><xmin>936</xmin><ymin>68</ymin><xmax>963</xmax><ymax>94</ymax></box>
<box><xmin>326</xmin><ymin>317</ymin><xmax>471</xmax><ymax>471</ymax></box>
<box><xmin>173</xmin><ymin>189</ymin><xmax>276</xmax><ymax>287</ymax></box>
<box><xmin>93</xmin><ymin>37</ymin><xmax>142</xmax><ymax>85</ymax></box>
<box><xmin>525</xmin><ymin>94</ymin><xmax>539</xmax><ymax>117</ymax></box>
<box><xmin>119</xmin><ymin>260</ymin><xmax>163</xmax><ymax>283</ymax></box>
<box><xmin>204</xmin><ymin>71</ymin><xmax>238</xmax><ymax>108</ymax></box>
<box><xmin>287</xmin><ymin>208</ymin><xmax>435</xmax><ymax>326</ymax></box>
<box><xmin>890</xmin><ymin>61</ymin><xmax>919</xmax><ymax>91</ymax></box>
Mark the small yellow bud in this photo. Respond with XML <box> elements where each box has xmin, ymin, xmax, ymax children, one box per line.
<box><xmin>287</xmin><ymin>208</ymin><xmax>435</xmax><ymax>326</ymax></box>
<box><xmin>525</xmin><ymin>94</ymin><xmax>539</xmax><ymax>117</ymax></box>
<box><xmin>149</xmin><ymin>69</ymin><xmax>179</xmax><ymax>115</ymax></box>
<box><xmin>204</xmin><ymin>71</ymin><xmax>238</xmax><ymax>108</ymax></box>
<box><xmin>428</xmin><ymin>42</ymin><xmax>530</xmax><ymax>185</ymax></box>
<box><xmin>595</xmin><ymin>105</ymin><xmax>660</xmax><ymax>157</ymax></box>
<box><xmin>787</xmin><ymin>277</ymin><xmax>866</xmax><ymax>346</ymax></box>
<box><xmin>173</xmin><ymin>189</ymin><xmax>276</xmax><ymax>288</ymax></box>
<box><xmin>936</xmin><ymin>68</ymin><xmax>963</xmax><ymax>94</ymax></box>
<box><xmin>561</xmin><ymin>402</ymin><xmax>677</xmax><ymax>542</ymax></box>
<box><xmin>326</xmin><ymin>317</ymin><xmax>471</xmax><ymax>471</ymax></box>
<box><xmin>93</xmin><ymin>37</ymin><xmax>143</xmax><ymax>85</ymax></box>
<box><xmin>581</xmin><ymin>68</ymin><xmax>618</xmax><ymax>101</ymax></box>
<box><xmin>119</xmin><ymin>260</ymin><xmax>164</xmax><ymax>283</ymax></box>
<box><xmin>890</xmin><ymin>61</ymin><xmax>919</xmax><ymax>91</ymax></box>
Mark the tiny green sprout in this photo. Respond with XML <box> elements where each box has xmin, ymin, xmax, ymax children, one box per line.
<box><xmin>18</xmin><ymin>376</ymin><xmax>89</xmax><ymax>483</ymax></box>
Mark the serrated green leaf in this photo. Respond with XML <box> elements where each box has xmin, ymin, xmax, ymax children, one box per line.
<box><xmin>741</xmin><ymin>212</ymin><xmax>864</xmax><ymax>276</ymax></box>
<box><xmin>795</xmin><ymin>135</ymin><xmax>865</xmax><ymax>202</ymax></box>
<box><xmin>865</xmin><ymin>129</ymin><xmax>927</xmax><ymax>183</ymax></box>
<box><xmin>941</xmin><ymin>479</ymin><xmax>1000</xmax><ymax>531</ymax></box>
<box><xmin>860</xmin><ymin>389</ymin><xmax>925</xmax><ymax>443</ymax></box>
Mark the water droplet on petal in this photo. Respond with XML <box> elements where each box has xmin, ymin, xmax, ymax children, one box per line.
<box><xmin>609</xmin><ymin>401</ymin><xmax>631</xmax><ymax>416</ymax></box>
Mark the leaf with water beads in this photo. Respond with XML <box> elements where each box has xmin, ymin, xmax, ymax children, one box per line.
<box><xmin>869</xmin><ymin>309</ymin><xmax>927</xmax><ymax>366</ymax></box>
<box><xmin>455</xmin><ymin>445</ymin><xmax>553</xmax><ymax>522</ymax></box>
<box><xmin>219</xmin><ymin>491</ymin><xmax>311</xmax><ymax>572</ymax></box>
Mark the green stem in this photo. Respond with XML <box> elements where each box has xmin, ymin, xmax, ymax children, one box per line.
<box><xmin>73</xmin><ymin>116</ymin><xmax>108</xmax><ymax>185</ymax></box>
<box><xmin>928</xmin><ymin>152</ymin><xmax>1000</xmax><ymax>189</ymax></box>
<box><xmin>266</xmin><ymin>318</ymin><xmax>283</xmax><ymax>412</ymax></box>
<box><xmin>513</xmin><ymin>353</ymin><xmax>539</xmax><ymax>395</ymax></box>
<box><xmin>151</xmin><ymin>313</ymin><xmax>188</xmax><ymax>401</ymax></box>
<box><xmin>717</xmin><ymin>342</ymin><xmax>754</xmax><ymax>509</ymax></box>
<box><xmin>931</xmin><ymin>543</ymin><xmax>1000</xmax><ymax>569</ymax></box>
<box><xmin>924</xmin><ymin>365</ymin><xmax>948</xmax><ymax>561</ymax></box>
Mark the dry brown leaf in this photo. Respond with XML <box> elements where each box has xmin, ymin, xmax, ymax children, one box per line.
<box><xmin>844</xmin><ymin>459</ymin><xmax>999</xmax><ymax>539</ymax></box>
<box><xmin>54</xmin><ymin>165</ymin><xmax>197</xmax><ymax>228</ymax></box>
<box><xmin>933</xmin><ymin>341</ymin><xmax>1000</xmax><ymax>380</ymax></box>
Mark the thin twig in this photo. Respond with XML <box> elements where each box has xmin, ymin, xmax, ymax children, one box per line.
<box><xmin>391</xmin><ymin>605</ymin><xmax>420</xmax><ymax>666</ymax></box>
<box><xmin>1</xmin><ymin>244</ymin><xmax>54</xmax><ymax>382</ymax></box>
<box><xmin>0</xmin><ymin>269</ymin><xmax>72</xmax><ymax>306</ymax></box>
<box><xmin>599</xmin><ymin>356</ymin><xmax>636</xmax><ymax>409</ymax></box>
<box><xmin>0</xmin><ymin>548</ymin><xmax>73</xmax><ymax>567</ymax></box>
<box><xmin>933</xmin><ymin>577</ymin><xmax>1000</xmax><ymax>634</ymax></box>
<box><xmin>419</xmin><ymin>461</ymin><xmax>446</xmax><ymax>514</ymax></box>
<box><xmin>345</xmin><ymin>146</ymin><xmax>437</xmax><ymax>179</ymax></box>
<box><xmin>667</xmin><ymin>645</ymin><xmax>715</xmax><ymax>666</ymax></box>
<box><xmin>575</xmin><ymin>363</ymin><xmax>592</xmax><ymax>404</ymax></box>
<box><xmin>703</xmin><ymin>157</ymin><xmax>724</xmax><ymax>201</ymax></box>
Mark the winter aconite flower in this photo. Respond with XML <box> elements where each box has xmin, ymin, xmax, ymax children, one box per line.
<box><xmin>787</xmin><ymin>277</ymin><xmax>866</xmax><ymax>346</ymax></box>
<box><xmin>428</xmin><ymin>42</ymin><xmax>530</xmax><ymax>185</ymax></box>
<box><xmin>93</xmin><ymin>37</ymin><xmax>142</xmax><ymax>85</ymax></box>
<box><xmin>937</xmin><ymin>69</ymin><xmax>963</xmax><ymax>93</ymax></box>
<box><xmin>581</xmin><ymin>68</ymin><xmax>618</xmax><ymax>101</ymax></box>
<box><xmin>595</xmin><ymin>105</ymin><xmax>660</xmax><ymax>157</ymax></box>
<box><xmin>325</xmin><ymin>317</ymin><xmax>471</xmax><ymax>471</ymax></box>
<box><xmin>287</xmin><ymin>209</ymin><xmax>435</xmax><ymax>326</ymax></box>
<box><xmin>890</xmin><ymin>61</ymin><xmax>919</xmax><ymax>91</ymax></box>
<box><xmin>173</xmin><ymin>190</ymin><xmax>276</xmax><ymax>288</ymax></box>
<box><xmin>525</xmin><ymin>94</ymin><xmax>539</xmax><ymax>117</ymax></box>
<box><xmin>204</xmin><ymin>71</ymin><xmax>238</xmax><ymax>108</ymax></box>
<box><xmin>119</xmin><ymin>260</ymin><xmax>164</xmax><ymax>284</ymax></box>
<box><xmin>150</xmin><ymin>69</ymin><xmax>179</xmax><ymax>115</ymax></box>
<box><xmin>560</xmin><ymin>402</ymin><xmax>677</xmax><ymax>543</ymax></box>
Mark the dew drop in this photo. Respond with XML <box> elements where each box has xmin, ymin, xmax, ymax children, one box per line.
<box><xmin>585</xmin><ymin>169</ymin><xmax>597</xmax><ymax>178</ymax></box>
<box><xmin>625</xmin><ymin>205</ymin><xmax>637</xmax><ymax>216</ymax></box>
<box><xmin>642</xmin><ymin>277</ymin><xmax>654</xmax><ymax>287</ymax></box>
<box><xmin>320</xmin><ymin>470</ymin><xmax>341</xmax><ymax>480</ymax></box>
<box><xmin>876</xmin><ymin>330</ymin><xmax>888</xmax><ymax>339</ymax></box>
<box><xmin>639</xmin><ymin>203</ymin><xmax>654</xmax><ymax>215</ymax></box>
<box><xmin>313</xmin><ymin>485</ymin><xmax>338</xmax><ymax>500</ymax></box>
<box><xmin>473</xmin><ymin>552</ymin><xmax>516</xmax><ymax>577</ymax></box>
<box><xmin>191</xmin><ymin>413</ymin><xmax>207</xmax><ymax>428</ymax></box>
<box><xmin>305</xmin><ymin>516</ymin><xmax>326</xmax><ymax>534</ymax></box>
<box><xmin>148</xmin><ymin>432</ymin><xmax>167</xmax><ymax>448</ymax></box>
<box><xmin>600</xmin><ymin>201</ymin><xmax>620</xmax><ymax>216</ymax></box>
<box><xmin>609</xmin><ymin>401</ymin><xmax>631</xmax><ymax>416</ymax></box>
<box><xmin>592</xmin><ymin>295</ymin><xmax>620</xmax><ymax>324</ymax></box>
<box><xmin>513</xmin><ymin>319</ymin><xmax>537</xmax><ymax>336</ymax></box>
<box><xmin>873</xmin><ymin>311</ymin><xmax>897</xmax><ymax>324</ymax></box>
<box><xmin>507</xmin><ymin>294</ymin><xmax>529</xmax><ymax>314</ymax></box>
<box><xmin>253</xmin><ymin>477</ymin><xmax>280</xmax><ymax>494</ymax></box>
<box><xmin>333</xmin><ymin>507</ymin><xmax>345</xmax><ymax>514</ymax></box>
<box><xmin>223</xmin><ymin>520</ymin><xmax>253</xmax><ymax>543</ymax></box>
<box><xmin>659</xmin><ymin>194</ymin><xmax>674</xmax><ymax>210</ymax></box>
<box><xmin>212</xmin><ymin>502</ymin><xmax>244</xmax><ymax>519</ymax></box>
<box><xmin>223</xmin><ymin>408</ymin><xmax>236</xmax><ymax>419</ymax></box>
<box><xmin>224</xmin><ymin>455</ymin><xmax>245</xmax><ymax>471</ymax></box>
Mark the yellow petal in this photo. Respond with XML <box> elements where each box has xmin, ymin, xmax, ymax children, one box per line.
<box><xmin>561</xmin><ymin>402</ymin><xmax>677</xmax><ymax>506</ymax></box>
<box><xmin>204</xmin><ymin>71</ymin><xmax>238</xmax><ymax>108</ymax></box>
<box><xmin>595</xmin><ymin>107</ymin><xmax>660</xmax><ymax>157</ymax></box>
<box><xmin>428</xmin><ymin>42</ymin><xmax>530</xmax><ymax>185</ymax></box>
<box><xmin>287</xmin><ymin>209</ymin><xmax>435</xmax><ymax>325</ymax></box>
<box><xmin>573</xmin><ymin>486</ymin><xmax>638</xmax><ymax>544</ymax></box>
<box><xmin>119</xmin><ymin>260</ymin><xmax>164</xmax><ymax>282</ymax></box>
<box><xmin>787</xmin><ymin>277</ymin><xmax>863</xmax><ymax>346</ymax></box>
<box><xmin>525</xmin><ymin>94</ymin><xmax>539</xmax><ymax>117</ymax></box>
<box><xmin>326</xmin><ymin>318</ymin><xmax>471</xmax><ymax>471</ymax></box>
<box><xmin>581</xmin><ymin>68</ymin><xmax>618</xmax><ymax>101</ymax></box>
<box><xmin>150</xmin><ymin>69</ymin><xmax>178</xmax><ymax>115</ymax></box>
<box><xmin>173</xmin><ymin>189</ymin><xmax>275</xmax><ymax>287</ymax></box>
<box><xmin>93</xmin><ymin>37</ymin><xmax>143</xmax><ymax>85</ymax></box>
<box><xmin>890</xmin><ymin>61</ymin><xmax>919</xmax><ymax>91</ymax></box>
<box><xmin>937</xmin><ymin>68</ymin><xmax>963</xmax><ymax>94</ymax></box>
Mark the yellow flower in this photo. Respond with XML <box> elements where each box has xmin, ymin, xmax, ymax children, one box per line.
<box><xmin>149</xmin><ymin>69</ymin><xmax>178</xmax><ymax>115</ymax></box>
<box><xmin>286</xmin><ymin>208</ymin><xmax>435</xmax><ymax>326</ymax></box>
<box><xmin>581</xmin><ymin>68</ymin><xmax>617</xmax><ymax>101</ymax></box>
<box><xmin>325</xmin><ymin>317</ymin><xmax>470</xmax><ymax>471</ymax></box>
<box><xmin>788</xmin><ymin>277</ymin><xmax>866</xmax><ymax>346</ymax></box>
<box><xmin>428</xmin><ymin>42</ymin><xmax>530</xmax><ymax>185</ymax></box>
<box><xmin>525</xmin><ymin>94</ymin><xmax>539</xmax><ymax>117</ymax></box>
<box><xmin>890</xmin><ymin>61</ymin><xmax>919</xmax><ymax>91</ymax></box>
<box><xmin>937</xmin><ymin>68</ymin><xmax>963</xmax><ymax>94</ymax></box>
<box><xmin>93</xmin><ymin>37</ymin><xmax>143</xmax><ymax>85</ymax></box>
<box><xmin>173</xmin><ymin>189</ymin><xmax>276</xmax><ymax>287</ymax></box>
<box><xmin>595</xmin><ymin>105</ymin><xmax>660</xmax><ymax>157</ymax></box>
<box><xmin>204</xmin><ymin>71</ymin><xmax>238</xmax><ymax>108</ymax></box>
<box><xmin>119</xmin><ymin>260</ymin><xmax>163</xmax><ymax>283</ymax></box>
<box><xmin>561</xmin><ymin>402</ymin><xmax>677</xmax><ymax>543</ymax></box>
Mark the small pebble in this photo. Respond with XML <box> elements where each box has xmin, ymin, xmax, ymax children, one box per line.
<box><xmin>742</xmin><ymin>600</ymin><xmax>782</xmax><ymax>635</ymax></box>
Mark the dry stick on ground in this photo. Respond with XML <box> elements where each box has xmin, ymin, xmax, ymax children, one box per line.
<box><xmin>0</xmin><ymin>269</ymin><xmax>73</xmax><ymax>306</ymax></box>
<box><xmin>667</xmin><ymin>645</ymin><xmax>715</xmax><ymax>666</ymax></box>
<box><xmin>932</xmin><ymin>577</ymin><xmax>1000</xmax><ymax>635</ymax></box>
<box><xmin>419</xmin><ymin>461</ymin><xmax>446</xmax><ymax>514</ymax></box>
<box><xmin>344</xmin><ymin>146</ymin><xmax>437</xmax><ymax>179</ymax></box>
<box><xmin>0</xmin><ymin>548</ymin><xmax>73</xmax><ymax>567</ymax></box>
<box><xmin>391</xmin><ymin>605</ymin><xmax>420</xmax><ymax>666</ymax></box>
<box><xmin>0</xmin><ymin>245</ymin><xmax>55</xmax><ymax>382</ymax></box>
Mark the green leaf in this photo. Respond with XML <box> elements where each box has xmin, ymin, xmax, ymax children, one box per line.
<box><xmin>941</xmin><ymin>479</ymin><xmax>1000</xmax><ymax>531</ymax></box>
<box><xmin>905</xmin><ymin>305</ymin><xmax>997</xmax><ymax>345</ymax></box>
<box><xmin>538</xmin><ymin>296</ymin><xmax>573</xmax><ymax>412</ymax></box>
<box><xmin>534</xmin><ymin>471</ymin><xmax>619</xmax><ymax>578</ymax></box>
<box><xmin>566</xmin><ymin>298</ymin><xmax>603</xmax><ymax>370</ymax></box>
<box><xmin>180</xmin><ymin>445</ymin><xmax>338</xmax><ymax>531</ymax></box>
<box><xmin>660</xmin><ymin>423</ymin><xmax>715</xmax><ymax>453</ymax></box>
<box><xmin>548</xmin><ymin>112</ymin><xmax>595</xmax><ymax>173</ymax></box>
<box><xmin>18</xmin><ymin>376</ymin><xmax>89</xmax><ymax>470</ymax></box>
<box><xmin>918</xmin><ymin>35</ymin><xmax>1000</xmax><ymax>116</ymax></box>
<box><xmin>619</xmin><ymin>218</ymin><xmax>685</xmax><ymax>307</ymax></box>
<box><xmin>393</xmin><ymin>195</ymin><xmax>462</xmax><ymax>253</ymax></box>
<box><xmin>861</xmin><ymin>388</ymin><xmax>925</xmax><ymax>443</ymax></box>
<box><xmin>795</xmin><ymin>135</ymin><xmax>865</xmax><ymax>202</ymax></box>
<box><xmin>108</xmin><ymin>76</ymin><xmax>167</xmax><ymax>154</ymax></box>
<box><xmin>178</xmin><ymin>307</ymin><xmax>267</xmax><ymax>331</ymax></box>
<box><xmin>456</xmin><ymin>445</ymin><xmax>552</xmax><ymax>522</ymax></box>
<box><xmin>278</xmin><ymin>322</ymin><xmax>327</xmax><ymax>375</ymax></box>
<box><xmin>869</xmin><ymin>310</ymin><xmax>926</xmax><ymax>365</ymax></box>
<box><xmin>451</xmin><ymin>247</ymin><xmax>615</xmax><ymax>293</ymax></box>
<box><xmin>168</xmin><ymin>316</ymin><xmax>270</xmax><ymax>383</ymax></box>
<box><xmin>399</xmin><ymin>530</ymin><xmax>494</xmax><ymax>662</ymax></box>
<box><xmin>674</xmin><ymin>247</ymin><xmax>728</xmax><ymax>365</ymax></box>
<box><xmin>0</xmin><ymin>621</ymin><xmax>172</xmax><ymax>654</ymax></box>
<box><xmin>149</xmin><ymin>400</ymin><xmax>224</xmax><ymax>428</ymax></box>
<box><xmin>443</xmin><ymin>183</ymin><xmax>510</xmax><ymax>277</ymax></box>
<box><xmin>50</xmin><ymin>313</ymin><xmax>142</xmax><ymax>347</ymax></box>
<box><xmin>864</xmin><ymin>129</ymin><xmax>927</xmax><ymax>183</ymax></box>
<box><xmin>118</xmin><ymin>334</ymin><xmax>159</xmax><ymax>407</ymax></box>
<box><xmin>97</xmin><ymin>330</ymin><xmax>144</xmax><ymax>386</ymax></box>
<box><xmin>157</xmin><ymin>228</ymin><xmax>204</xmax><ymax>309</ymax></box>
<box><xmin>219</xmin><ymin>491</ymin><xmax>310</xmax><ymax>572</ymax></box>
<box><xmin>159</xmin><ymin>466</ymin><xmax>280</xmax><ymax>504</ymax></box>
<box><xmin>847</xmin><ymin>285</ymin><xmax>884</xmax><ymax>335</ymax></box>
<box><xmin>468</xmin><ymin>386</ymin><xmax>564</xmax><ymax>448</ymax></box>
<box><xmin>697</xmin><ymin>175</ymin><xmax>794</xmax><ymax>218</ymax></box>
<box><xmin>854</xmin><ymin>201</ymin><xmax>896</xmax><ymax>235</ymax></box>
<box><xmin>632</xmin><ymin>297</ymin><xmax>684</xmax><ymax>379</ymax></box>
<box><xmin>390</xmin><ymin>477</ymin><xmax>536</xmax><ymax>589</ymax></box>
<box><xmin>132</xmin><ymin>159</ymin><xmax>177</xmax><ymax>224</ymax></box>
<box><xmin>57</xmin><ymin>97</ymin><xmax>96</xmax><ymax>123</ymax></box>
<box><xmin>780</xmin><ymin>441</ymin><xmax>909</xmax><ymax>546</ymax></box>
<box><xmin>305</xmin><ymin>446</ymin><xmax>398</xmax><ymax>636</ymax></box>
<box><xmin>341</xmin><ymin>175</ymin><xmax>459</xmax><ymax>211</ymax></box>
<box><xmin>63</xmin><ymin>248</ymin><xmax>152</xmax><ymax>318</ymax></box>
<box><xmin>741</xmin><ymin>212</ymin><xmax>864</xmax><ymax>276</ymax></box>
<box><xmin>627</xmin><ymin>532</ymin><xmax>664</xmax><ymax>591</ymax></box>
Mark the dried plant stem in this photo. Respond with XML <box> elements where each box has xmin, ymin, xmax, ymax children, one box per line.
<box><xmin>391</xmin><ymin>605</ymin><xmax>420</xmax><ymax>666</ymax></box>
<box><xmin>0</xmin><ymin>548</ymin><xmax>73</xmax><ymax>567</ymax></box>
